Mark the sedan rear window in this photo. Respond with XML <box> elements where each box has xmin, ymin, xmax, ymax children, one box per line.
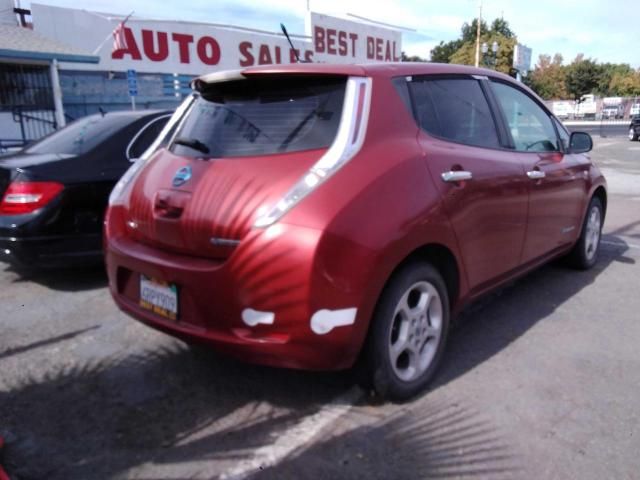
<box><xmin>26</xmin><ymin>114</ymin><xmax>133</xmax><ymax>156</ymax></box>
<box><xmin>171</xmin><ymin>76</ymin><xmax>346</xmax><ymax>158</ymax></box>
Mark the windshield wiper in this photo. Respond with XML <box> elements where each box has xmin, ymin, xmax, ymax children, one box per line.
<box><xmin>174</xmin><ymin>137</ymin><xmax>210</xmax><ymax>154</ymax></box>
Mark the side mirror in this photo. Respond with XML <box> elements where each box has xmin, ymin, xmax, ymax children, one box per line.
<box><xmin>569</xmin><ymin>131</ymin><xmax>592</xmax><ymax>154</ymax></box>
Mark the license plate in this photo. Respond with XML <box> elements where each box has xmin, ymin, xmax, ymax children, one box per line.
<box><xmin>139</xmin><ymin>275</ymin><xmax>178</xmax><ymax>320</ymax></box>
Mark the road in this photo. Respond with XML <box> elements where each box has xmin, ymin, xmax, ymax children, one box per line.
<box><xmin>565</xmin><ymin>120</ymin><xmax>630</xmax><ymax>138</ymax></box>
<box><xmin>1</xmin><ymin>137</ymin><xmax>639</xmax><ymax>479</ymax></box>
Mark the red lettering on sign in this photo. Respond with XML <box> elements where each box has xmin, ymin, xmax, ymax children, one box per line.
<box><xmin>393</xmin><ymin>41</ymin><xmax>400</xmax><ymax>61</ymax></box>
<box><xmin>385</xmin><ymin>40</ymin><xmax>392</xmax><ymax>61</ymax></box>
<box><xmin>314</xmin><ymin>26</ymin><xmax>325</xmax><ymax>53</ymax></box>
<box><xmin>349</xmin><ymin>33</ymin><xmax>358</xmax><ymax>57</ymax></box>
<box><xmin>197</xmin><ymin>36</ymin><xmax>220</xmax><ymax>65</ymax></box>
<box><xmin>239</xmin><ymin>41</ymin><xmax>254</xmax><ymax>66</ymax></box>
<box><xmin>289</xmin><ymin>48</ymin><xmax>299</xmax><ymax>63</ymax></box>
<box><xmin>275</xmin><ymin>46</ymin><xmax>282</xmax><ymax>64</ymax></box>
<box><xmin>304</xmin><ymin>50</ymin><xmax>314</xmax><ymax>62</ymax></box>
<box><xmin>142</xmin><ymin>30</ymin><xmax>168</xmax><ymax>62</ymax></box>
<box><xmin>375</xmin><ymin>38</ymin><xmax>383</xmax><ymax>60</ymax></box>
<box><xmin>172</xmin><ymin>33</ymin><xmax>194</xmax><ymax>63</ymax></box>
<box><xmin>258</xmin><ymin>44</ymin><xmax>272</xmax><ymax>64</ymax></box>
<box><xmin>366</xmin><ymin>36</ymin><xmax>374</xmax><ymax>59</ymax></box>
<box><xmin>326</xmin><ymin>28</ymin><xmax>337</xmax><ymax>54</ymax></box>
<box><xmin>337</xmin><ymin>31</ymin><xmax>347</xmax><ymax>56</ymax></box>
<box><xmin>111</xmin><ymin>27</ymin><xmax>141</xmax><ymax>60</ymax></box>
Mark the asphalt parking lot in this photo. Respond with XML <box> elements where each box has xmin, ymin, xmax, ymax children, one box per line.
<box><xmin>1</xmin><ymin>136</ymin><xmax>639</xmax><ymax>479</ymax></box>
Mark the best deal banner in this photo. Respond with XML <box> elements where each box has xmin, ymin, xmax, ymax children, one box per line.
<box><xmin>308</xmin><ymin>12</ymin><xmax>401</xmax><ymax>63</ymax></box>
<box><xmin>31</xmin><ymin>4</ymin><xmax>401</xmax><ymax>74</ymax></box>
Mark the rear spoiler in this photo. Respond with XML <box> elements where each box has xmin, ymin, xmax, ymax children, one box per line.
<box><xmin>192</xmin><ymin>65</ymin><xmax>367</xmax><ymax>91</ymax></box>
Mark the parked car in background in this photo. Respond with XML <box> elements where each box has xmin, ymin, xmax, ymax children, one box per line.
<box><xmin>631</xmin><ymin>103</ymin><xmax>640</xmax><ymax>116</ymax></box>
<box><xmin>602</xmin><ymin>106</ymin><xmax>624</xmax><ymax>119</ymax></box>
<box><xmin>0</xmin><ymin>110</ymin><xmax>171</xmax><ymax>268</ymax></box>
<box><xmin>105</xmin><ymin>63</ymin><xmax>607</xmax><ymax>400</ymax></box>
<box><xmin>630</xmin><ymin>115</ymin><xmax>640</xmax><ymax>141</ymax></box>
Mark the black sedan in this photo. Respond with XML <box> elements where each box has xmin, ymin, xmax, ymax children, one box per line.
<box><xmin>0</xmin><ymin>109</ymin><xmax>171</xmax><ymax>268</ymax></box>
<box><xmin>630</xmin><ymin>115</ymin><xmax>640</xmax><ymax>141</ymax></box>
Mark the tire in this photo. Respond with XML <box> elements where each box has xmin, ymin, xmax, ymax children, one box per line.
<box><xmin>567</xmin><ymin>197</ymin><xmax>603</xmax><ymax>270</ymax></box>
<box><xmin>630</xmin><ymin>128</ymin><xmax>639</xmax><ymax>141</ymax></box>
<box><xmin>362</xmin><ymin>262</ymin><xmax>450</xmax><ymax>401</ymax></box>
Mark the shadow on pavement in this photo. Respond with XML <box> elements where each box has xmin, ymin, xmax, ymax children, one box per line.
<box><xmin>4</xmin><ymin>263</ymin><xmax>108</xmax><ymax>292</ymax></box>
<box><xmin>0</xmin><ymin>345</ymin><xmax>351</xmax><ymax>479</ymax></box>
<box><xmin>433</xmin><ymin>235</ymin><xmax>633</xmax><ymax>390</ymax></box>
<box><xmin>0</xmin><ymin>238</ymin><xmax>633</xmax><ymax>478</ymax></box>
<box><xmin>250</xmin><ymin>401</ymin><xmax>519</xmax><ymax>480</ymax></box>
<box><xmin>0</xmin><ymin>326</ymin><xmax>100</xmax><ymax>361</ymax></box>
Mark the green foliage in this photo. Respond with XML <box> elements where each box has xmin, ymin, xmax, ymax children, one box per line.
<box><xmin>461</xmin><ymin>18</ymin><xmax>489</xmax><ymax>42</ymax></box>
<box><xmin>526</xmin><ymin>54</ymin><xmax>568</xmax><ymax>99</ymax></box>
<box><xmin>565</xmin><ymin>56</ymin><xmax>602</xmax><ymax>100</ymax></box>
<box><xmin>608</xmin><ymin>71</ymin><xmax>640</xmax><ymax>96</ymax></box>
<box><xmin>430</xmin><ymin>39</ymin><xmax>463</xmax><ymax>63</ymax></box>
<box><xmin>429</xmin><ymin>17</ymin><xmax>516</xmax><ymax>74</ymax></box>
<box><xmin>401</xmin><ymin>51</ymin><xmax>428</xmax><ymax>62</ymax></box>
<box><xmin>490</xmin><ymin>18</ymin><xmax>514</xmax><ymax>38</ymax></box>
<box><xmin>426</xmin><ymin>15</ymin><xmax>639</xmax><ymax>99</ymax></box>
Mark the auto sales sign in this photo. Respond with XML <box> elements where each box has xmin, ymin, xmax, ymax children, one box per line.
<box><xmin>31</xmin><ymin>4</ymin><xmax>402</xmax><ymax>75</ymax></box>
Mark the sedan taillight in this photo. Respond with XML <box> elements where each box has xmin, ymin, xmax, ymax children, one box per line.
<box><xmin>0</xmin><ymin>181</ymin><xmax>64</xmax><ymax>215</ymax></box>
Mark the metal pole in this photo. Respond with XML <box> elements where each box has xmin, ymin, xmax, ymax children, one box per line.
<box><xmin>50</xmin><ymin>59</ymin><xmax>66</xmax><ymax>128</ymax></box>
<box><xmin>474</xmin><ymin>0</ymin><xmax>482</xmax><ymax>67</ymax></box>
<box><xmin>131</xmin><ymin>95</ymin><xmax>136</xmax><ymax>111</ymax></box>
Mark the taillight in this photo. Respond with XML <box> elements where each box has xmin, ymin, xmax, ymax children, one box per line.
<box><xmin>254</xmin><ymin>76</ymin><xmax>372</xmax><ymax>228</ymax></box>
<box><xmin>0</xmin><ymin>181</ymin><xmax>64</xmax><ymax>215</ymax></box>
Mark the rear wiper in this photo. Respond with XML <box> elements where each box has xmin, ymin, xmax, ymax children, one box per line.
<box><xmin>174</xmin><ymin>137</ymin><xmax>210</xmax><ymax>154</ymax></box>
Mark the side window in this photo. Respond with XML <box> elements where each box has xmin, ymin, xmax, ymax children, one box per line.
<box><xmin>491</xmin><ymin>82</ymin><xmax>559</xmax><ymax>152</ymax></box>
<box><xmin>553</xmin><ymin>117</ymin><xmax>570</xmax><ymax>151</ymax></box>
<box><xmin>408</xmin><ymin>77</ymin><xmax>501</xmax><ymax>149</ymax></box>
<box><xmin>127</xmin><ymin>115</ymin><xmax>170</xmax><ymax>160</ymax></box>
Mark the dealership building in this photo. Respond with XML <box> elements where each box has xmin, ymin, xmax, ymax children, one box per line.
<box><xmin>0</xmin><ymin>1</ymin><xmax>402</xmax><ymax>148</ymax></box>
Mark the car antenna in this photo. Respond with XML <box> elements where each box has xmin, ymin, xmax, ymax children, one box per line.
<box><xmin>280</xmin><ymin>23</ymin><xmax>302</xmax><ymax>63</ymax></box>
<box><xmin>98</xmin><ymin>107</ymin><xmax>106</xmax><ymax>117</ymax></box>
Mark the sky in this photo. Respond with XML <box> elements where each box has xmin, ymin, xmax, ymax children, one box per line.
<box><xmin>23</xmin><ymin>0</ymin><xmax>640</xmax><ymax>68</ymax></box>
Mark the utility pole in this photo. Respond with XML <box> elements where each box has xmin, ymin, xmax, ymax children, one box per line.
<box><xmin>474</xmin><ymin>0</ymin><xmax>482</xmax><ymax>67</ymax></box>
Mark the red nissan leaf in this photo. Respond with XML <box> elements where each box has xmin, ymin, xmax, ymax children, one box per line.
<box><xmin>105</xmin><ymin>63</ymin><xmax>606</xmax><ymax>400</ymax></box>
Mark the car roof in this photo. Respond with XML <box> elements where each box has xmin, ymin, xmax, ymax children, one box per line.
<box><xmin>241</xmin><ymin>62</ymin><xmax>510</xmax><ymax>80</ymax></box>
<box><xmin>197</xmin><ymin>62</ymin><xmax>527</xmax><ymax>95</ymax></box>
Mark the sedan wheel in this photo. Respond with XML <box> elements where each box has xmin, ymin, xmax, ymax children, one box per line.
<box><xmin>362</xmin><ymin>262</ymin><xmax>450</xmax><ymax>401</ymax></box>
<box><xmin>388</xmin><ymin>281</ymin><xmax>443</xmax><ymax>382</ymax></box>
<box><xmin>584</xmin><ymin>205</ymin><xmax>601</xmax><ymax>262</ymax></box>
<box><xmin>631</xmin><ymin>128</ymin><xmax>639</xmax><ymax>141</ymax></box>
<box><xmin>567</xmin><ymin>196</ymin><xmax>603</xmax><ymax>270</ymax></box>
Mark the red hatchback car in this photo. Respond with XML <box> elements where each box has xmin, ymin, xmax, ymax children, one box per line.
<box><xmin>105</xmin><ymin>63</ymin><xmax>606</xmax><ymax>400</ymax></box>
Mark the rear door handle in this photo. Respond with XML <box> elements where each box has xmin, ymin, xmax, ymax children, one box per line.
<box><xmin>527</xmin><ymin>170</ymin><xmax>546</xmax><ymax>180</ymax></box>
<box><xmin>441</xmin><ymin>171</ymin><xmax>473</xmax><ymax>183</ymax></box>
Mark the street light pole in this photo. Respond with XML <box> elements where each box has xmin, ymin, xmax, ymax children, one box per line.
<box><xmin>474</xmin><ymin>0</ymin><xmax>482</xmax><ymax>67</ymax></box>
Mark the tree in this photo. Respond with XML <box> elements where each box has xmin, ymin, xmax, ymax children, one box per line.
<box><xmin>429</xmin><ymin>17</ymin><xmax>516</xmax><ymax>73</ymax></box>
<box><xmin>490</xmin><ymin>18</ymin><xmax>514</xmax><ymax>38</ymax></box>
<box><xmin>526</xmin><ymin>53</ymin><xmax>569</xmax><ymax>99</ymax></box>
<box><xmin>565</xmin><ymin>55</ymin><xmax>602</xmax><ymax>100</ymax></box>
<box><xmin>608</xmin><ymin>70</ymin><xmax>640</xmax><ymax>96</ymax></box>
<box><xmin>430</xmin><ymin>39</ymin><xmax>462</xmax><ymax>63</ymax></box>
<box><xmin>401</xmin><ymin>52</ymin><xmax>427</xmax><ymax>62</ymax></box>
<box><xmin>597</xmin><ymin>63</ymin><xmax>634</xmax><ymax>95</ymax></box>
<box><xmin>448</xmin><ymin>34</ymin><xmax>516</xmax><ymax>74</ymax></box>
<box><xmin>461</xmin><ymin>18</ymin><xmax>489</xmax><ymax>42</ymax></box>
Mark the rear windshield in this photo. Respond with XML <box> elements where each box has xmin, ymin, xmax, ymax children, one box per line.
<box><xmin>171</xmin><ymin>76</ymin><xmax>346</xmax><ymax>158</ymax></box>
<box><xmin>26</xmin><ymin>114</ymin><xmax>133</xmax><ymax>156</ymax></box>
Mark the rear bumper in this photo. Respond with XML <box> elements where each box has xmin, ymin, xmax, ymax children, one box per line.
<box><xmin>105</xmin><ymin>216</ymin><xmax>374</xmax><ymax>371</ymax></box>
<box><xmin>0</xmin><ymin>233</ymin><xmax>103</xmax><ymax>269</ymax></box>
